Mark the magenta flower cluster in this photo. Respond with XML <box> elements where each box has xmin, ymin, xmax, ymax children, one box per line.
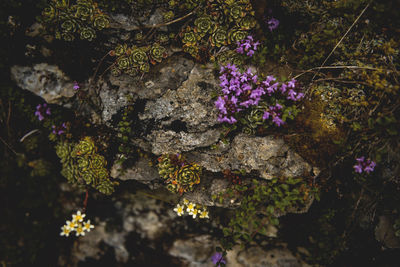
<box><xmin>211</xmin><ymin>252</ymin><xmax>226</xmax><ymax>267</ymax></box>
<box><xmin>353</xmin><ymin>157</ymin><xmax>376</xmax><ymax>174</ymax></box>
<box><xmin>73</xmin><ymin>81</ymin><xmax>80</xmax><ymax>90</ymax></box>
<box><xmin>266</xmin><ymin>17</ymin><xmax>279</xmax><ymax>31</ymax></box>
<box><xmin>35</xmin><ymin>103</ymin><xmax>51</xmax><ymax>121</ymax></box>
<box><xmin>214</xmin><ymin>64</ymin><xmax>304</xmax><ymax>126</ymax></box>
<box><xmin>236</xmin><ymin>35</ymin><xmax>260</xmax><ymax>57</ymax></box>
<box><xmin>52</xmin><ymin>123</ymin><xmax>67</xmax><ymax>135</ymax></box>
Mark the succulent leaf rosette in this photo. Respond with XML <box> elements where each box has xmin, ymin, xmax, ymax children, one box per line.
<box><xmin>130</xmin><ymin>48</ymin><xmax>148</xmax><ymax>67</ymax></box>
<box><xmin>117</xmin><ymin>56</ymin><xmax>131</xmax><ymax>70</ymax></box>
<box><xmin>149</xmin><ymin>44</ymin><xmax>167</xmax><ymax>63</ymax></box>
<box><xmin>228</xmin><ymin>27</ymin><xmax>247</xmax><ymax>44</ymax></box>
<box><xmin>40</xmin><ymin>0</ymin><xmax>110</xmax><ymax>41</ymax></box>
<box><xmin>93</xmin><ymin>13</ymin><xmax>110</xmax><ymax>30</ymax></box>
<box><xmin>114</xmin><ymin>44</ymin><xmax>128</xmax><ymax>57</ymax></box>
<box><xmin>237</xmin><ymin>15</ymin><xmax>256</xmax><ymax>30</ymax></box>
<box><xmin>56</xmin><ymin>137</ymin><xmax>115</xmax><ymax>195</ymax></box>
<box><xmin>157</xmin><ymin>154</ymin><xmax>202</xmax><ymax>194</ymax></box>
<box><xmin>211</xmin><ymin>28</ymin><xmax>228</xmax><ymax>47</ymax></box>
<box><xmin>181</xmin><ymin>29</ymin><xmax>198</xmax><ymax>46</ymax></box>
<box><xmin>194</xmin><ymin>16</ymin><xmax>214</xmax><ymax>37</ymax></box>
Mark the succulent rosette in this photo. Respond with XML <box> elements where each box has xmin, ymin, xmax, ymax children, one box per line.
<box><xmin>228</xmin><ymin>4</ymin><xmax>245</xmax><ymax>21</ymax></box>
<box><xmin>174</xmin><ymin>163</ymin><xmax>201</xmax><ymax>194</ymax></box>
<box><xmin>93</xmin><ymin>13</ymin><xmax>109</xmax><ymax>30</ymax></box>
<box><xmin>130</xmin><ymin>48</ymin><xmax>148</xmax><ymax>67</ymax></box>
<box><xmin>211</xmin><ymin>28</ymin><xmax>227</xmax><ymax>47</ymax></box>
<box><xmin>81</xmin><ymin>169</ymin><xmax>96</xmax><ymax>185</ymax></box>
<box><xmin>75</xmin><ymin>0</ymin><xmax>94</xmax><ymax>19</ymax></box>
<box><xmin>183</xmin><ymin>44</ymin><xmax>199</xmax><ymax>58</ymax></box>
<box><xmin>79</xmin><ymin>27</ymin><xmax>96</xmax><ymax>41</ymax></box>
<box><xmin>77</xmin><ymin>157</ymin><xmax>90</xmax><ymax>171</ymax></box>
<box><xmin>163</xmin><ymin>10</ymin><xmax>174</xmax><ymax>21</ymax></box>
<box><xmin>228</xmin><ymin>27</ymin><xmax>247</xmax><ymax>44</ymax></box>
<box><xmin>117</xmin><ymin>56</ymin><xmax>131</xmax><ymax>70</ymax></box>
<box><xmin>181</xmin><ymin>30</ymin><xmax>198</xmax><ymax>46</ymax></box>
<box><xmin>56</xmin><ymin>142</ymin><xmax>74</xmax><ymax>165</ymax></box>
<box><xmin>114</xmin><ymin>44</ymin><xmax>128</xmax><ymax>57</ymax></box>
<box><xmin>111</xmin><ymin>66</ymin><xmax>122</xmax><ymax>76</ymax></box>
<box><xmin>139</xmin><ymin>62</ymin><xmax>150</xmax><ymax>73</ymax></box>
<box><xmin>73</xmin><ymin>137</ymin><xmax>96</xmax><ymax>156</ymax></box>
<box><xmin>42</xmin><ymin>4</ymin><xmax>57</xmax><ymax>22</ymax></box>
<box><xmin>157</xmin><ymin>154</ymin><xmax>179</xmax><ymax>179</ymax></box>
<box><xmin>194</xmin><ymin>16</ymin><xmax>213</xmax><ymax>37</ymax></box>
<box><xmin>61</xmin><ymin>18</ymin><xmax>78</xmax><ymax>33</ymax></box>
<box><xmin>238</xmin><ymin>15</ymin><xmax>257</xmax><ymax>30</ymax></box>
<box><xmin>90</xmin><ymin>154</ymin><xmax>106</xmax><ymax>170</ymax></box>
<box><xmin>149</xmin><ymin>44</ymin><xmax>167</xmax><ymax>63</ymax></box>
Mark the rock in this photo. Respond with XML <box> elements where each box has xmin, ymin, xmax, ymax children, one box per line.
<box><xmin>168</xmin><ymin>235</ymin><xmax>216</xmax><ymax>267</ymax></box>
<box><xmin>229</xmin><ymin>246</ymin><xmax>307</xmax><ymax>267</ymax></box>
<box><xmin>188</xmin><ymin>134</ymin><xmax>312</xmax><ymax>180</ymax></box>
<box><xmin>110</xmin><ymin>157</ymin><xmax>159</xmax><ymax>183</ymax></box>
<box><xmin>10</xmin><ymin>63</ymin><xmax>75</xmax><ymax>104</ymax></box>
<box><xmin>375</xmin><ymin>215</ymin><xmax>400</xmax><ymax>249</ymax></box>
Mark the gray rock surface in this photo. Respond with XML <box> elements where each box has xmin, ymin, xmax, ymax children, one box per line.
<box><xmin>188</xmin><ymin>134</ymin><xmax>312</xmax><ymax>180</ymax></box>
<box><xmin>10</xmin><ymin>63</ymin><xmax>75</xmax><ymax>104</ymax></box>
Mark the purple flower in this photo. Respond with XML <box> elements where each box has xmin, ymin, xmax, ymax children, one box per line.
<box><xmin>247</xmin><ymin>50</ymin><xmax>255</xmax><ymax>57</ymax></box>
<box><xmin>272</xmin><ymin>116</ymin><xmax>284</xmax><ymax>126</ymax></box>
<box><xmin>35</xmin><ymin>103</ymin><xmax>51</xmax><ymax>121</ymax></box>
<box><xmin>356</xmin><ymin>156</ymin><xmax>365</xmax><ymax>163</ymax></box>
<box><xmin>263</xmin><ymin>111</ymin><xmax>270</xmax><ymax>120</ymax></box>
<box><xmin>354</xmin><ymin>164</ymin><xmax>363</xmax><ymax>173</ymax></box>
<box><xmin>73</xmin><ymin>81</ymin><xmax>80</xmax><ymax>90</ymax></box>
<box><xmin>267</xmin><ymin>17</ymin><xmax>280</xmax><ymax>31</ymax></box>
<box><xmin>52</xmin><ymin>123</ymin><xmax>67</xmax><ymax>135</ymax></box>
<box><xmin>236</xmin><ymin>36</ymin><xmax>260</xmax><ymax>57</ymax></box>
<box><xmin>288</xmin><ymin>79</ymin><xmax>296</xmax><ymax>88</ymax></box>
<box><xmin>211</xmin><ymin>252</ymin><xmax>226</xmax><ymax>266</ymax></box>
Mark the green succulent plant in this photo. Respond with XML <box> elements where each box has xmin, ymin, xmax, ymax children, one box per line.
<box><xmin>237</xmin><ymin>15</ymin><xmax>256</xmax><ymax>30</ymax></box>
<box><xmin>211</xmin><ymin>28</ymin><xmax>228</xmax><ymax>47</ymax></box>
<box><xmin>55</xmin><ymin>137</ymin><xmax>115</xmax><ymax>195</ymax></box>
<box><xmin>157</xmin><ymin>154</ymin><xmax>202</xmax><ymax>194</ymax></box>
<box><xmin>149</xmin><ymin>43</ymin><xmax>167</xmax><ymax>63</ymax></box>
<box><xmin>182</xmin><ymin>30</ymin><xmax>198</xmax><ymax>46</ymax></box>
<box><xmin>114</xmin><ymin>44</ymin><xmax>128</xmax><ymax>57</ymax></box>
<box><xmin>130</xmin><ymin>47</ymin><xmax>148</xmax><ymax>66</ymax></box>
<box><xmin>194</xmin><ymin>16</ymin><xmax>214</xmax><ymax>37</ymax></box>
<box><xmin>117</xmin><ymin>56</ymin><xmax>131</xmax><ymax>70</ymax></box>
<box><xmin>40</xmin><ymin>0</ymin><xmax>110</xmax><ymax>41</ymax></box>
<box><xmin>227</xmin><ymin>27</ymin><xmax>247</xmax><ymax>44</ymax></box>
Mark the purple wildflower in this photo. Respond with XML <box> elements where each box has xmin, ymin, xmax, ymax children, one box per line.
<box><xmin>52</xmin><ymin>123</ymin><xmax>67</xmax><ymax>135</ymax></box>
<box><xmin>73</xmin><ymin>81</ymin><xmax>80</xmax><ymax>90</ymax></box>
<box><xmin>266</xmin><ymin>17</ymin><xmax>280</xmax><ymax>31</ymax></box>
<box><xmin>35</xmin><ymin>103</ymin><xmax>51</xmax><ymax>121</ymax></box>
<box><xmin>236</xmin><ymin>35</ymin><xmax>260</xmax><ymax>57</ymax></box>
<box><xmin>353</xmin><ymin>157</ymin><xmax>376</xmax><ymax>174</ymax></box>
<box><xmin>211</xmin><ymin>252</ymin><xmax>226</xmax><ymax>267</ymax></box>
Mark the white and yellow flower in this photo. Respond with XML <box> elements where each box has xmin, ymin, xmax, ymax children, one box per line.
<box><xmin>60</xmin><ymin>225</ymin><xmax>71</xmax><ymax>237</ymax></box>
<box><xmin>83</xmin><ymin>220</ymin><xmax>95</xmax><ymax>232</ymax></box>
<box><xmin>186</xmin><ymin>202</ymin><xmax>195</xmax><ymax>213</ymax></box>
<box><xmin>190</xmin><ymin>208</ymin><xmax>199</xmax><ymax>218</ymax></box>
<box><xmin>183</xmin><ymin>198</ymin><xmax>189</xmax><ymax>205</ymax></box>
<box><xmin>75</xmin><ymin>225</ymin><xmax>85</xmax><ymax>236</ymax></box>
<box><xmin>72</xmin><ymin>210</ymin><xmax>86</xmax><ymax>223</ymax></box>
<box><xmin>66</xmin><ymin>220</ymin><xmax>78</xmax><ymax>230</ymax></box>
<box><xmin>174</xmin><ymin>204</ymin><xmax>185</xmax><ymax>216</ymax></box>
<box><xmin>199</xmin><ymin>209</ymin><xmax>209</xmax><ymax>219</ymax></box>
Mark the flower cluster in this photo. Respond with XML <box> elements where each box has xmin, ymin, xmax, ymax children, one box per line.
<box><xmin>266</xmin><ymin>17</ymin><xmax>279</xmax><ymax>31</ymax></box>
<box><xmin>215</xmin><ymin>64</ymin><xmax>304</xmax><ymax>126</ymax></box>
<box><xmin>73</xmin><ymin>81</ymin><xmax>80</xmax><ymax>90</ymax></box>
<box><xmin>173</xmin><ymin>199</ymin><xmax>209</xmax><ymax>219</ymax></box>
<box><xmin>52</xmin><ymin>123</ymin><xmax>66</xmax><ymax>135</ymax></box>
<box><xmin>60</xmin><ymin>211</ymin><xmax>94</xmax><ymax>237</ymax></box>
<box><xmin>35</xmin><ymin>103</ymin><xmax>51</xmax><ymax>121</ymax></box>
<box><xmin>236</xmin><ymin>35</ymin><xmax>260</xmax><ymax>57</ymax></box>
<box><xmin>211</xmin><ymin>252</ymin><xmax>226</xmax><ymax>267</ymax></box>
<box><xmin>353</xmin><ymin>157</ymin><xmax>376</xmax><ymax>174</ymax></box>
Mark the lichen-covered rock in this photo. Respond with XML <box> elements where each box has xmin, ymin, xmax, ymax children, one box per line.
<box><xmin>188</xmin><ymin>134</ymin><xmax>313</xmax><ymax>180</ymax></box>
<box><xmin>10</xmin><ymin>63</ymin><xmax>76</xmax><ymax>104</ymax></box>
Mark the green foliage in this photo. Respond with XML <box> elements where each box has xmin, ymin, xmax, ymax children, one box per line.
<box><xmin>180</xmin><ymin>0</ymin><xmax>257</xmax><ymax>61</ymax></box>
<box><xmin>55</xmin><ymin>136</ymin><xmax>116</xmax><ymax>194</ymax></box>
<box><xmin>220</xmin><ymin>177</ymin><xmax>318</xmax><ymax>250</ymax></box>
<box><xmin>111</xmin><ymin>43</ymin><xmax>167</xmax><ymax>76</ymax></box>
<box><xmin>157</xmin><ymin>153</ymin><xmax>202</xmax><ymax>195</ymax></box>
<box><xmin>39</xmin><ymin>0</ymin><xmax>110</xmax><ymax>41</ymax></box>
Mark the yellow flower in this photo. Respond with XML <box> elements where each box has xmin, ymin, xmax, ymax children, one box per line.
<box><xmin>199</xmin><ymin>209</ymin><xmax>209</xmax><ymax>219</ymax></box>
<box><xmin>190</xmin><ymin>208</ymin><xmax>199</xmax><ymax>218</ymax></box>
<box><xmin>83</xmin><ymin>220</ymin><xmax>95</xmax><ymax>232</ymax></box>
<box><xmin>72</xmin><ymin>210</ymin><xmax>86</xmax><ymax>223</ymax></box>
<box><xmin>60</xmin><ymin>225</ymin><xmax>71</xmax><ymax>237</ymax></box>
<box><xmin>186</xmin><ymin>202</ymin><xmax>195</xmax><ymax>213</ymax></box>
<box><xmin>183</xmin><ymin>198</ymin><xmax>189</xmax><ymax>205</ymax></box>
<box><xmin>174</xmin><ymin>204</ymin><xmax>185</xmax><ymax>216</ymax></box>
<box><xmin>75</xmin><ymin>225</ymin><xmax>85</xmax><ymax>236</ymax></box>
<box><xmin>66</xmin><ymin>220</ymin><xmax>77</xmax><ymax>230</ymax></box>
